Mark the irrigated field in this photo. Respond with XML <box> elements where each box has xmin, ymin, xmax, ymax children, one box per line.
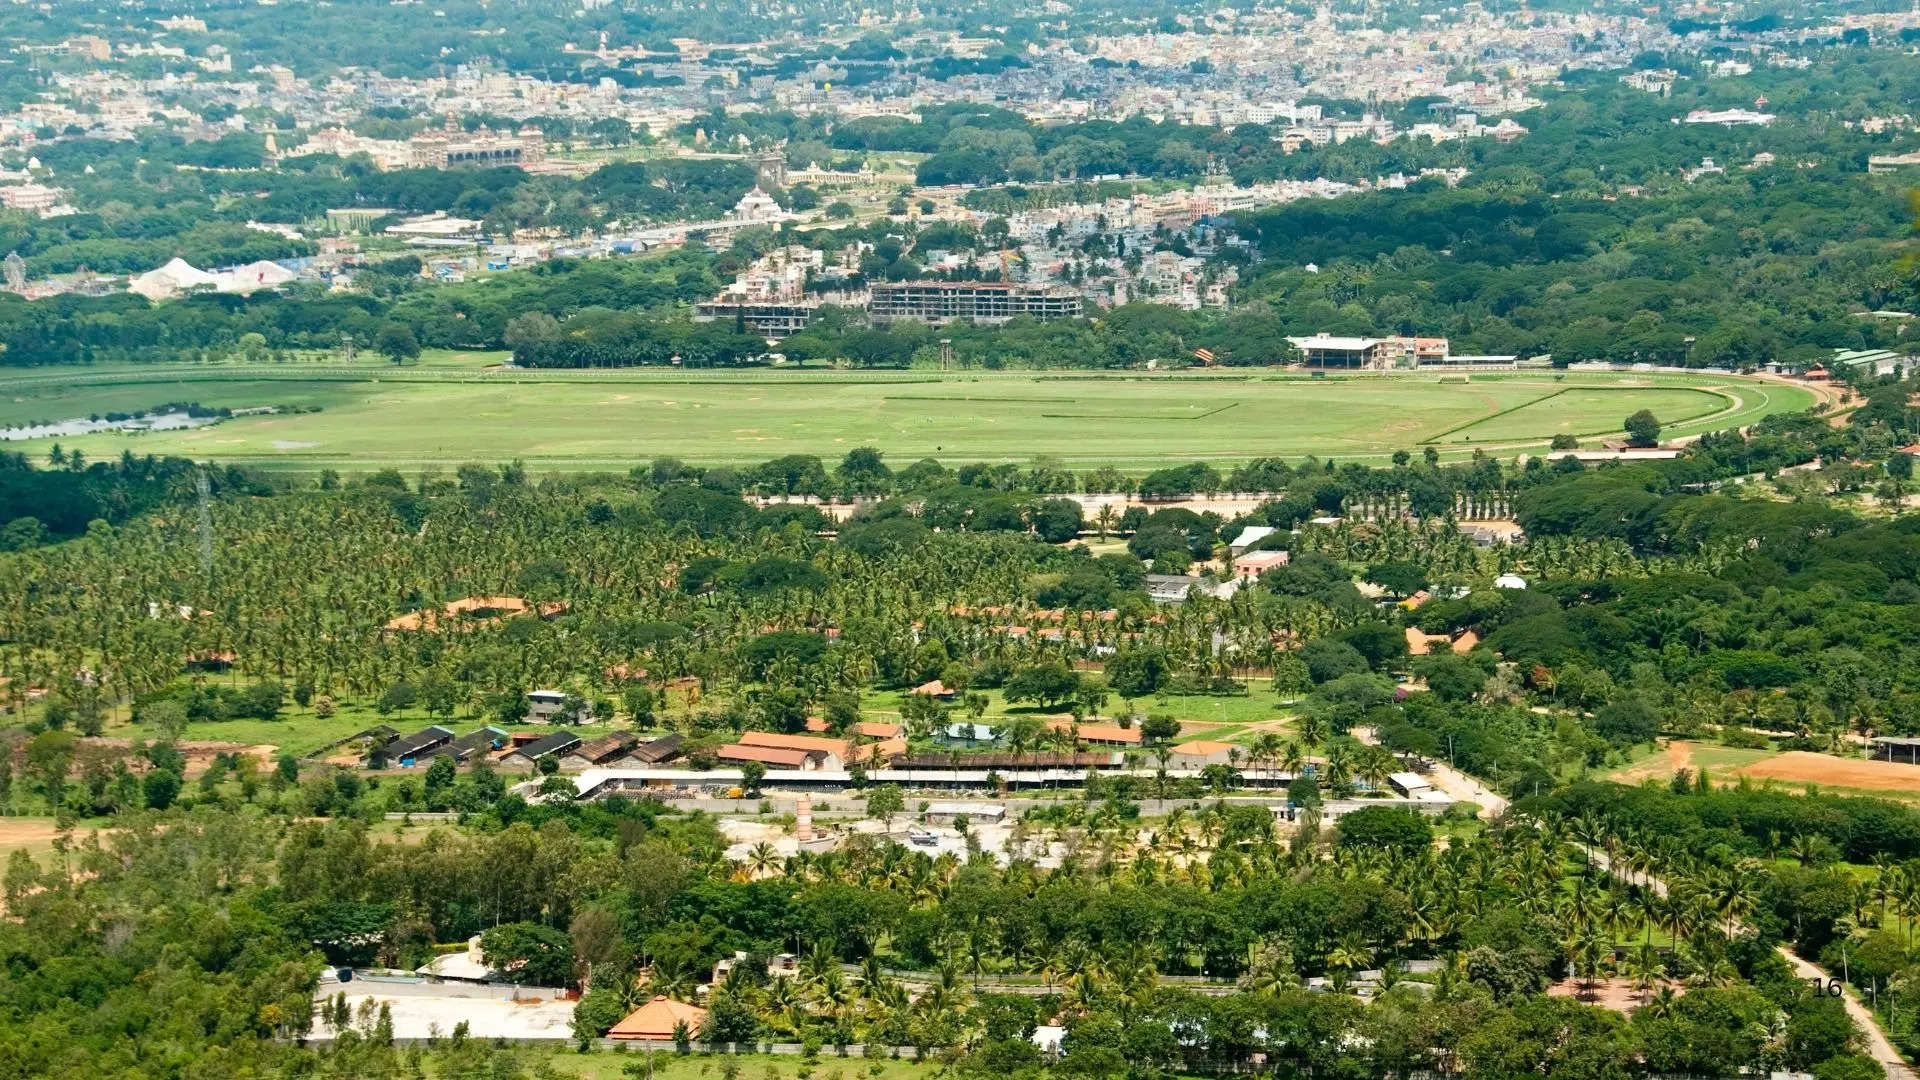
<box><xmin>0</xmin><ymin>360</ymin><xmax>1813</xmax><ymax>471</ymax></box>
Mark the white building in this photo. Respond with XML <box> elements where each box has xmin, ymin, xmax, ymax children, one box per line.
<box><xmin>729</xmin><ymin>186</ymin><xmax>783</xmax><ymax>223</ymax></box>
<box><xmin>1680</xmin><ymin>108</ymin><xmax>1774</xmax><ymax>126</ymax></box>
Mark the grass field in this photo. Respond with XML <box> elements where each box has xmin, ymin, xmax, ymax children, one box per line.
<box><xmin>0</xmin><ymin>360</ymin><xmax>1813</xmax><ymax>471</ymax></box>
<box><xmin>863</xmin><ymin>684</ymin><xmax>1290</xmax><ymax>740</ymax></box>
<box><xmin>1432</xmin><ymin>386</ymin><xmax>1732</xmax><ymax>444</ymax></box>
<box><xmin>551</xmin><ymin>1050</ymin><xmax>948</xmax><ymax>1080</ymax></box>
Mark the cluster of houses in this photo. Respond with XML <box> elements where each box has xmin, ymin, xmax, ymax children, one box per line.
<box><xmin>349</xmin><ymin>706</ymin><xmax>1250</xmax><ymax>781</ymax></box>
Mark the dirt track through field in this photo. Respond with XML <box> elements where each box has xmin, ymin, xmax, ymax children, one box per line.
<box><xmin>1612</xmin><ymin>740</ymin><xmax>1696</xmax><ymax>783</ymax></box>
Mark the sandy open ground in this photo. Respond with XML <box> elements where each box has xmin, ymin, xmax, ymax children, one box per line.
<box><xmin>312</xmin><ymin>981</ymin><xmax>577</xmax><ymax>1041</ymax></box>
<box><xmin>1547</xmin><ymin>978</ymin><xmax>1684</xmax><ymax>1013</ymax></box>
<box><xmin>1735</xmin><ymin>751</ymin><xmax>1920</xmax><ymax>792</ymax></box>
<box><xmin>0</xmin><ymin>818</ymin><xmax>64</xmax><ymax>859</ymax></box>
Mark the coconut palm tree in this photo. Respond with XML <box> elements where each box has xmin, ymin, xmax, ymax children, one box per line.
<box><xmin>743</xmin><ymin>841</ymin><xmax>779</xmax><ymax>880</ymax></box>
<box><xmin>1296</xmin><ymin>713</ymin><xmax>1328</xmax><ymax>758</ymax></box>
<box><xmin>1279</xmin><ymin>739</ymin><xmax>1305</xmax><ymax>778</ymax></box>
<box><xmin>1327</xmin><ymin>932</ymin><xmax>1374</xmax><ymax>987</ymax></box>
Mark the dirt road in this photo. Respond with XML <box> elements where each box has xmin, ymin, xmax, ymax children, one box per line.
<box><xmin>1584</xmin><ymin>841</ymin><xmax>1911</xmax><ymax>1077</ymax></box>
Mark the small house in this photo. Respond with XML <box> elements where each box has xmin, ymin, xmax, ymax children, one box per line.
<box><xmin>607</xmin><ymin>996</ymin><xmax>709</xmax><ymax>1041</ymax></box>
<box><xmin>1389</xmin><ymin>771</ymin><xmax>1435</xmax><ymax>797</ymax></box>
<box><xmin>1405</xmin><ymin>627</ymin><xmax>1447</xmax><ymax>656</ymax></box>
<box><xmin>940</xmin><ymin>721</ymin><xmax>1001</xmax><ymax>745</ymax></box>
<box><xmin>1049</xmin><ymin>719</ymin><xmax>1141</xmax><ymax>747</ymax></box>
<box><xmin>714</xmin><ymin>950</ymin><xmax>800</xmax><ymax>985</ymax></box>
<box><xmin>527</xmin><ymin>689</ymin><xmax>568</xmax><ymax>721</ymax></box>
<box><xmin>1232</xmin><ymin>550</ymin><xmax>1291</xmax><ymax>580</ymax></box>
<box><xmin>853</xmin><ymin>736</ymin><xmax>908</xmax><ymax>765</ymax></box>
<box><xmin>1144</xmin><ymin>574</ymin><xmax>1194</xmax><ymax>603</ymax></box>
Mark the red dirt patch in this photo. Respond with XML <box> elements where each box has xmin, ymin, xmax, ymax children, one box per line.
<box><xmin>1735</xmin><ymin>751</ymin><xmax>1920</xmax><ymax>792</ymax></box>
<box><xmin>1613</xmin><ymin>740</ymin><xmax>1696</xmax><ymax>784</ymax></box>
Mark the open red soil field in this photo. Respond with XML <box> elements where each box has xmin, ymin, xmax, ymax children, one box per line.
<box><xmin>1735</xmin><ymin>751</ymin><xmax>1920</xmax><ymax>792</ymax></box>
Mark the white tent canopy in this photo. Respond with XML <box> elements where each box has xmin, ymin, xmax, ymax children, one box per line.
<box><xmin>129</xmin><ymin>257</ymin><xmax>216</xmax><ymax>300</ymax></box>
<box><xmin>214</xmin><ymin>259</ymin><xmax>297</xmax><ymax>294</ymax></box>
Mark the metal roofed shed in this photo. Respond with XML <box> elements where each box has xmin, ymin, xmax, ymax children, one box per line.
<box><xmin>1872</xmin><ymin>737</ymin><xmax>1920</xmax><ymax>764</ymax></box>
<box><xmin>1388</xmin><ymin>771</ymin><xmax>1434</xmax><ymax>797</ymax></box>
<box><xmin>1228</xmin><ymin>525</ymin><xmax>1277</xmax><ymax>555</ymax></box>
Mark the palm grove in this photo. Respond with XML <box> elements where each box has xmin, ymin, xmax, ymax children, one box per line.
<box><xmin>7</xmin><ymin>386</ymin><xmax>1920</xmax><ymax>1075</ymax></box>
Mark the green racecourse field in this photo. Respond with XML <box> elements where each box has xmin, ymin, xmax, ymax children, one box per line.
<box><xmin>0</xmin><ymin>355</ymin><xmax>1815</xmax><ymax>472</ymax></box>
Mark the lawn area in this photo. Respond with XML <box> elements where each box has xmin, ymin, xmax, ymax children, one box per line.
<box><xmin>74</xmin><ymin>676</ymin><xmax>1290</xmax><ymax>765</ymax></box>
<box><xmin>1685</xmin><ymin>745</ymin><xmax>1784</xmax><ymax>774</ymax></box>
<box><xmin>0</xmin><ymin>366</ymin><xmax>1812</xmax><ymax>471</ymax></box>
<box><xmin>865</xmin><ymin>685</ymin><xmax>1289</xmax><ymax>736</ymax></box>
<box><xmin>96</xmin><ymin>690</ymin><xmax>625</xmax><ymax>760</ymax></box>
<box><xmin>1432</xmin><ymin>386</ymin><xmax>1729</xmax><ymax>444</ymax></box>
<box><xmin>0</xmin><ymin>377</ymin><xmax>374</xmax><ymax>429</ymax></box>
<box><xmin>551</xmin><ymin>1050</ymin><xmax>949</xmax><ymax>1080</ymax></box>
<box><xmin>1603</xmin><ymin>739</ymin><xmax>1779</xmax><ymax>786</ymax></box>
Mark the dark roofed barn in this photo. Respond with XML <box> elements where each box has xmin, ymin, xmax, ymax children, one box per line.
<box><xmin>625</xmin><ymin>733</ymin><xmax>685</xmax><ymax>764</ymax></box>
<box><xmin>420</xmin><ymin>726</ymin><xmax>510</xmax><ymax>764</ymax></box>
<box><xmin>385</xmin><ymin>725</ymin><xmax>456</xmax><ymax>765</ymax></box>
<box><xmin>499</xmin><ymin>731</ymin><xmax>582</xmax><ymax>768</ymax></box>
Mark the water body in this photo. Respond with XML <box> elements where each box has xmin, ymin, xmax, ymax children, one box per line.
<box><xmin>0</xmin><ymin>412</ymin><xmax>222</xmax><ymax>442</ymax></box>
